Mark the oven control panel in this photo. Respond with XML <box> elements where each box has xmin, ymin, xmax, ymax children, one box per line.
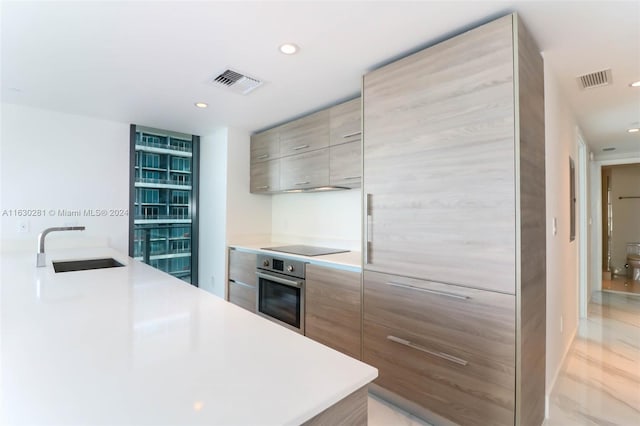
<box><xmin>256</xmin><ymin>254</ymin><xmax>306</xmax><ymax>279</ymax></box>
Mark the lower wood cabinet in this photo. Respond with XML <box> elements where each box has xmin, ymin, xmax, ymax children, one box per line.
<box><xmin>363</xmin><ymin>270</ymin><xmax>516</xmax><ymax>426</ymax></box>
<box><xmin>227</xmin><ymin>249</ymin><xmax>257</xmax><ymax>313</ymax></box>
<box><xmin>305</xmin><ymin>264</ymin><xmax>362</xmax><ymax>359</ymax></box>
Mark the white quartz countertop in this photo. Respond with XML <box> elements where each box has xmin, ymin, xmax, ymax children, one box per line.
<box><xmin>0</xmin><ymin>247</ymin><xmax>377</xmax><ymax>425</ymax></box>
<box><xmin>228</xmin><ymin>242</ymin><xmax>362</xmax><ymax>272</ymax></box>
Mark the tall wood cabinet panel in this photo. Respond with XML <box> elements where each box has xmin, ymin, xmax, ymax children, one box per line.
<box><xmin>362</xmin><ymin>13</ymin><xmax>545</xmax><ymax>426</ymax></box>
<box><xmin>363</xmin><ymin>15</ymin><xmax>516</xmax><ymax>294</ymax></box>
<box><xmin>279</xmin><ymin>110</ymin><xmax>329</xmax><ymax>156</ymax></box>
<box><xmin>305</xmin><ymin>265</ymin><xmax>362</xmax><ymax>359</ymax></box>
<box><xmin>227</xmin><ymin>249</ymin><xmax>257</xmax><ymax>313</ymax></box>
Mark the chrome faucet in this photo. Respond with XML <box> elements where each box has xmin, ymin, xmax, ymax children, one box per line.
<box><xmin>36</xmin><ymin>226</ymin><xmax>86</xmax><ymax>267</ymax></box>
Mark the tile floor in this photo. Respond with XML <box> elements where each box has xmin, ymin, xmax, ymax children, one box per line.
<box><xmin>546</xmin><ymin>291</ymin><xmax>640</xmax><ymax>425</ymax></box>
<box><xmin>368</xmin><ymin>394</ymin><xmax>431</xmax><ymax>426</ymax></box>
<box><xmin>368</xmin><ymin>291</ymin><xmax>640</xmax><ymax>426</ymax></box>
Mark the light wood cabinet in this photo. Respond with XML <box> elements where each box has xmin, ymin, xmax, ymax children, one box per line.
<box><xmin>305</xmin><ymin>265</ymin><xmax>361</xmax><ymax>359</ymax></box>
<box><xmin>250</xmin><ymin>99</ymin><xmax>362</xmax><ymax>194</ymax></box>
<box><xmin>279</xmin><ymin>110</ymin><xmax>329</xmax><ymax>156</ymax></box>
<box><xmin>363</xmin><ymin>270</ymin><xmax>515</xmax><ymax>426</ymax></box>
<box><xmin>250</xmin><ymin>128</ymin><xmax>279</xmax><ymax>163</ymax></box>
<box><xmin>362</xmin><ymin>14</ymin><xmax>545</xmax><ymax>426</ymax></box>
<box><xmin>280</xmin><ymin>148</ymin><xmax>329</xmax><ymax>190</ymax></box>
<box><xmin>329</xmin><ymin>98</ymin><xmax>361</xmax><ymax>146</ymax></box>
<box><xmin>330</xmin><ymin>141</ymin><xmax>361</xmax><ymax>188</ymax></box>
<box><xmin>250</xmin><ymin>158</ymin><xmax>280</xmax><ymax>193</ymax></box>
<box><xmin>227</xmin><ymin>249</ymin><xmax>257</xmax><ymax>313</ymax></box>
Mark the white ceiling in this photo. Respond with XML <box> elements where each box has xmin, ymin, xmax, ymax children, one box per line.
<box><xmin>2</xmin><ymin>1</ymin><xmax>639</xmax><ymax>155</ymax></box>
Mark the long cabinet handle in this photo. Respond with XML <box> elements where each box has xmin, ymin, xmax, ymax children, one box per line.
<box><xmin>255</xmin><ymin>272</ymin><xmax>303</xmax><ymax>288</ymax></box>
<box><xmin>342</xmin><ymin>131</ymin><xmax>362</xmax><ymax>139</ymax></box>
<box><xmin>387</xmin><ymin>335</ymin><xmax>468</xmax><ymax>366</ymax></box>
<box><xmin>342</xmin><ymin>176</ymin><xmax>361</xmax><ymax>180</ymax></box>
<box><xmin>365</xmin><ymin>193</ymin><xmax>372</xmax><ymax>264</ymax></box>
<box><xmin>230</xmin><ymin>279</ymin><xmax>255</xmax><ymax>289</ymax></box>
<box><xmin>386</xmin><ymin>281</ymin><xmax>471</xmax><ymax>300</ymax></box>
<box><xmin>294</xmin><ymin>181</ymin><xmax>310</xmax><ymax>186</ymax></box>
<box><xmin>292</xmin><ymin>144</ymin><xmax>309</xmax><ymax>151</ymax></box>
<box><xmin>256</xmin><ymin>154</ymin><xmax>269</xmax><ymax>159</ymax></box>
<box><xmin>256</xmin><ymin>185</ymin><xmax>269</xmax><ymax>190</ymax></box>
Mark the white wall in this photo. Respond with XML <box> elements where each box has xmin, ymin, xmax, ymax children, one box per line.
<box><xmin>198</xmin><ymin>127</ymin><xmax>272</xmax><ymax>297</ymax></box>
<box><xmin>271</xmin><ymin>190</ymin><xmax>361</xmax><ymax>250</ymax></box>
<box><xmin>198</xmin><ymin>128</ymin><xmax>228</xmax><ymax>295</ymax></box>
<box><xmin>543</xmin><ymin>62</ymin><xmax>582</xmax><ymax>400</ymax></box>
<box><xmin>0</xmin><ymin>103</ymin><xmax>130</xmax><ymax>253</ymax></box>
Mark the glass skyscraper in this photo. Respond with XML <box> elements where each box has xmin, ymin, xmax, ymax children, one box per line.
<box><xmin>129</xmin><ymin>125</ymin><xmax>199</xmax><ymax>285</ymax></box>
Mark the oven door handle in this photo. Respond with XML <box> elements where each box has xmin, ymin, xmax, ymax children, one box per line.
<box><xmin>256</xmin><ymin>271</ymin><xmax>303</xmax><ymax>288</ymax></box>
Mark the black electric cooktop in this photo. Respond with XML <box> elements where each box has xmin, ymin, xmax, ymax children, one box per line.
<box><xmin>261</xmin><ymin>245</ymin><xmax>350</xmax><ymax>257</ymax></box>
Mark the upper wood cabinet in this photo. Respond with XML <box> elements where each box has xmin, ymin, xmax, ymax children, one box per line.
<box><xmin>249</xmin><ymin>98</ymin><xmax>362</xmax><ymax>194</ymax></box>
<box><xmin>305</xmin><ymin>264</ymin><xmax>362</xmax><ymax>360</ymax></box>
<box><xmin>279</xmin><ymin>110</ymin><xmax>329</xmax><ymax>156</ymax></box>
<box><xmin>280</xmin><ymin>148</ymin><xmax>329</xmax><ymax>190</ymax></box>
<box><xmin>250</xmin><ymin>128</ymin><xmax>279</xmax><ymax>163</ymax></box>
<box><xmin>329</xmin><ymin>98</ymin><xmax>361</xmax><ymax>146</ymax></box>
<box><xmin>330</xmin><ymin>141</ymin><xmax>361</xmax><ymax>188</ymax></box>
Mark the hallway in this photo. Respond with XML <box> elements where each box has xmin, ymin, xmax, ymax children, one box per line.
<box><xmin>546</xmin><ymin>291</ymin><xmax>640</xmax><ymax>425</ymax></box>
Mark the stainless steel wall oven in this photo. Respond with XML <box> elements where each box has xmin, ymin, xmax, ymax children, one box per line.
<box><xmin>256</xmin><ymin>254</ymin><xmax>306</xmax><ymax>334</ymax></box>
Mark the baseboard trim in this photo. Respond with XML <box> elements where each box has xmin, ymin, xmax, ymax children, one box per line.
<box><xmin>545</xmin><ymin>325</ymin><xmax>578</xmax><ymax>419</ymax></box>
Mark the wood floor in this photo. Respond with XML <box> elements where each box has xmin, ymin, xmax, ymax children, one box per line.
<box><xmin>602</xmin><ymin>275</ymin><xmax>640</xmax><ymax>296</ymax></box>
<box><xmin>546</xmin><ymin>291</ymin><xmax>640</xmax><ymax>425</ymax></box>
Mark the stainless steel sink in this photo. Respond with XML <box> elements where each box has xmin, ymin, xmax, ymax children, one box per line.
<box><xmin>53</xmin><ymin>258</ymin><xmax>124</xmax><ymax>273</ymax></box>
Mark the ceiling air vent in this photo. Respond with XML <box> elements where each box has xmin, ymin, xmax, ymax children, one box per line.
<box><xmin>212</xmin><ymin>69</ymin><xmax>263</xmax><ymax>95</ymax></box>
<box><xmin>577</xmin><ymin>69</ymin><xmax>612</xmax><ymax>90</ymax></box>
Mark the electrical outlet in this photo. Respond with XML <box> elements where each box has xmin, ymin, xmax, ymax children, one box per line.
<box><xmin>17</xmin><ymin>221</ymin><xmax>29</xmax><ymax>233</ymax></box>
<box><xmin>560</xmin><ymin>315</ymin><xmax>564</xmax><ymax>333</ymax></box>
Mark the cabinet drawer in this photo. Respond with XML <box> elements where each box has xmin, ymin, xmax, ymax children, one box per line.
<box><xmin>364</xmin><ymin>271</ymin><xmax>515</xmax><ymax>367</ymax></box>
<box><xmin>250</xmin><ymin>158</ymin><xmax>280</xmax><ymax>193</ymax></box>
<box><xmin>280</xmin><ymin>148</ymin><xmax>329</xmax><ymax>190</ymax></box>
<box><xmin>228</xmin><ymin>280</ymin><xmax>256</xmax><ymax>313</ymax></box>
<box><xmin>228</xmin><ymin>250</ymin><xmax>257</xmax><ymax>286</ymax></box>
<box><xmin>364</xmin><ymin>320</ymin><xmax>514</xmax><ymax>426</ymax></box>
<box><xmin>250</xmin><ymin>129</ymin><xmax>279</xmax><ymax>163</ymax></box>
<box><xmin>279</xmin><ymin>110</ymin><xmax>329</xmax><ymax>155</ymax></box>
<box><xmin>329</xmin><ymin>98</ymin><xmax>361</xmax><ymax>146</ymax></box>
<box><xmin>330</xmin><ymin>141</ymin><xmax>361</xmax><ymax>188</ymax></box>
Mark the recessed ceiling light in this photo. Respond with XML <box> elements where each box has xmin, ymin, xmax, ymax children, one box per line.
<box><xmin>194</xmin><ymin>102</ymin><xmax>208</xmax><ymax>108</ymax></box>
<box><xmin>630</xmin><ymin>81</ymin><xmax>640</xmax><ymax>87</ymax></box>
<box><xmin>279</xmin><ymin>43</ymin><xmax>299</xmax><ymax>55</ymax></box>
<box><xmin>628</xmin><ymin>128</ymin><xmax>640</xmax><ymax>133</ymax></box>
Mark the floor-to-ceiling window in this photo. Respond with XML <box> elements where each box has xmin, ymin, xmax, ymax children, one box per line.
<box><xmin>129</xmin><ymin>125</ymin><xmax>199</xmax><ymax>285</ymax></box>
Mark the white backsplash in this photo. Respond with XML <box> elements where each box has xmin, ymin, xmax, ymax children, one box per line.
<box><xmin>271</xmin><ymin>190</ymin><xmax>361</xmax><ymax>251</ymax></box>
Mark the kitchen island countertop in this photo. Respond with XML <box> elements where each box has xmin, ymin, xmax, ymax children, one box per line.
<box><xmin>1</xmin><ymin>247</ymin><xmax>376</xmax><ymax>425</ymax></box>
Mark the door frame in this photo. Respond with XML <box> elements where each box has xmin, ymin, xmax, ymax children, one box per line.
<box><xmin>591</xmin><ymin>154</ymin><xmax>640</xmax><ymax>303</ymax></box>
<box><xmin>577</xmin><ymin>134</ymin><xmax>588</xmax><ymax>318</ymax></box>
